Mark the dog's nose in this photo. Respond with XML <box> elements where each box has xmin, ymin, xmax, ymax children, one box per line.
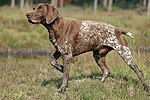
<box><xmin>26</xmin><ymin>13</ymin><xmax>31</xmax><ymax>18</ymax></box>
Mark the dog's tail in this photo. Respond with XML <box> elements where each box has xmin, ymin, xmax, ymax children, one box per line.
<box><xmin>121</xmin><ymin>30</ymin><xmax>133</xmax><ymax>38</ymax></box>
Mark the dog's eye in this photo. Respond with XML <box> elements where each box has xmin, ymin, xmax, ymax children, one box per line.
<box><xmin>33</xmin><ymin>7</ymin><xmax>35</xmax><ymax>10</ymax></box>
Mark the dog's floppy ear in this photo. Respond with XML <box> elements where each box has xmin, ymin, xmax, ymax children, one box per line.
<box><xmin>45</xmin><ymin>4</ymin><xmax>59</xmax><ymax>24</ymax></box>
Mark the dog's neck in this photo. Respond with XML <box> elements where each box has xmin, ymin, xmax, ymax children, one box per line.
<box><xmin>42</xmin><ymin>16</ymin><xmax>64</xmax><ymax>33</ymax></box>
<box><xmin>41</xmin><ymin>16</ymin><xmax>63</xmax><ymax>47</ymax></box>
<box><xmin>41</xmin><ymin>18</ymin><xmax>57</xmax><ymax>31</ymax></box>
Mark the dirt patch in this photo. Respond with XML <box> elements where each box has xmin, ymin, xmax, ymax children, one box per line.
<box><xmin>0</xmin><ymin>48</ymin><xmax>51</xmax><ymax>58</ymax></box>
<box><xmin>0</xmin><ymin>46</ymin><xmax>150</xmax><ymax>58</ymax></box>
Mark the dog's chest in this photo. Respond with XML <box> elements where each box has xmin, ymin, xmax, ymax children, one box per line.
<box><xmin>49</xmin><ymin>30</ymin><xmax>57</xmax><ymax>46</ymax></box>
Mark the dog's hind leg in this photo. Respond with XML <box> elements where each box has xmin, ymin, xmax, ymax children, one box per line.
<box><xmin>50</xmin><ymin>50</ymin><xmax>63</xmax><ymax>73</ymax></box>
<box><xmin>93</xmin><ymin>46</ymin><xmax>112</xmax><ymax>82</ymax></box>
<box><xmin>114</xmin><ymin>44</ymin><xmax>149</xmax><ymax>91</ymax></box>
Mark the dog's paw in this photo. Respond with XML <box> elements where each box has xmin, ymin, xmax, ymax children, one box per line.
<box><xmin>57</xmin><ymin>87</ymin><xmax>66</xmax><ymax>93</ymax></box>
<box><xmin>144</xmin><ymin>84</ymin><xmax>150</xmax><ymax>92</ymax></box>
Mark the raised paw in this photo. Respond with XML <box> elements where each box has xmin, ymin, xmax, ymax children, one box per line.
<box><xmin>100</xmin><ymin>74</ymin><xmax>109</xmax><ymax>82</ymax></box>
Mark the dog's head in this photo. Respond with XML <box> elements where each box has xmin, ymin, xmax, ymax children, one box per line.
<box><xmin>26</xmin><ymin>3</ymin><xmax>59</xmax><ymax>24</ymax></box>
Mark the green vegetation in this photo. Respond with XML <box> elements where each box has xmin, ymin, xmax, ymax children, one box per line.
<box><xmin>0</xmin><ymin>6</ymin><xmax>150</xmax><ymax>100</ymax></box>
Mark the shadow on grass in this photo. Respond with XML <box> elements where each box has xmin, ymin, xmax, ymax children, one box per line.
<box><xmin>41</xmin><ymin>72</ymin><xmax>139</xmax><ymax>88</ymax></box>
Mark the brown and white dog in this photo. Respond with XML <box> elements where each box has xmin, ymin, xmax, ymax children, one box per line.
<box><xmin>26</xmin><ymin>3</ymin><xmax>149</xmax><ymax>93</ymax></box>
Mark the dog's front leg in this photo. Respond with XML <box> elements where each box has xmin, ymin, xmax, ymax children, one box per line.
<box><xmin>57</xmin><ymin>54</ymin><xmax>71</xmax><ymax>93</ymax></box>
<box><xmin>50</xmin><ymin>50</ymin><xmax>63</xmax><ymax>73</ymax></box>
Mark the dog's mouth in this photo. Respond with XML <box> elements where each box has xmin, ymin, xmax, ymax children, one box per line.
<box><xmin>28</xmin><ymin>19</ymin><xmax>40</xmax><ymax>24</ymax></box>
<box><xmin>28</xmin><ymin>19</ymin><xmax>35</xmax><ymax>24</ymax></box>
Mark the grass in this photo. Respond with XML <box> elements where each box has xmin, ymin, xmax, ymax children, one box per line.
<box><xmin>0</xmin><ymin>6</ymin><xmax>150</xmax><ymax>100</ymax></box>
<box><xmin>0</xmin><ymin>52</ymin><xmax>150</xmax><ymax>100</ymax></box>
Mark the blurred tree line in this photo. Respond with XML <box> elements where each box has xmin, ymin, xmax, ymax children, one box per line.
<box><xmin>0</xmin><ymin>0</ymin><xmax>148</xmax><ymax>8</ymax></box>
<box><xmin>0</xmin><ymin>0</ymin><xmax>149</xmax><ymax>15</ymax></box>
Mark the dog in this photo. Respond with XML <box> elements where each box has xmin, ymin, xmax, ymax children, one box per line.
<box><xmin>26</xmin><ymin>3</ymin><xmax>149</xmax><ymax>93</ymax></box>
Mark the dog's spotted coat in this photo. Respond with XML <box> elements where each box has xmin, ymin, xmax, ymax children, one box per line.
<box><xmin>57</xmin><ymin>21</ymin><xmax>133</xmax><ymax>65</ymax></box>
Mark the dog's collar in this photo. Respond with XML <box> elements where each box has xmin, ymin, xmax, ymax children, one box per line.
<box><xmin>42</xmin><ymin>16</ymin><xmax>61</xmax><ymax>31</ymax></box>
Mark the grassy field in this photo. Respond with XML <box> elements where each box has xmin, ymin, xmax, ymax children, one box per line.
<box><xmin>0</xmin><ymin>6</ymin><xmax>150</xmax><ymax>100</ymax></box>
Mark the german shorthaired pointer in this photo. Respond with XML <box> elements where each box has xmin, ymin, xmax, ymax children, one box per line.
<box><xmin>26</xmin><ymin>3</ymin><xmax>149</xmax><ymax>93</ymax></box>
